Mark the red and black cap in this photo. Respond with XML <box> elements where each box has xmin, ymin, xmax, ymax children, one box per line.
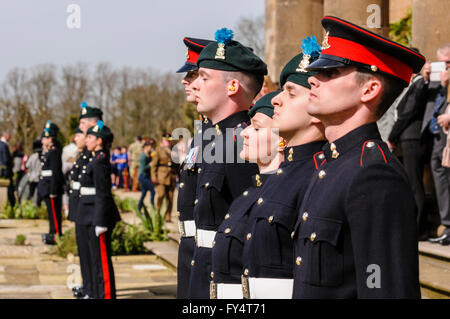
<box><xmin>307</xmin><ymin>16</ymin><xmax>426</xmax><ymax>86</ymax></box>
<box><xmin>177</xmin><ymin>37</ymin><xmax>213</xmax><ymax>73</ymax></box>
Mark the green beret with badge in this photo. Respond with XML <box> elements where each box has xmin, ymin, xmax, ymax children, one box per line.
<box><xmin>87</xmin><ymin>120</ymin><xmax>114</xmax><ymax>144</ymax></box>
<box><xmin>197</xmin><ymin>28</ymin><xmax>268</xmax><ymax>75</ymax></box>
<box><xmin>41</xmin><ymin>120</ymin><xmax>59</xmax><ymax>138</ymax></box>
<box><xmin>248</xmin><ymin>90</ymin><xmax>281</xmax><ymax>119</ymax></box>
<box><xmin>279</xmin><ymin>36</ymin><xmax>322</xmax><ymax>88</ymax></box>
<box><xmin>79</xmin><ymin>101</ymin><xmax>104</xmax><ymax>120</ymax></box>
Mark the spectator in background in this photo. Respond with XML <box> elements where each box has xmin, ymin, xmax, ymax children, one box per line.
<box><xmin>110</xmin><ymin>147</ymin><xmax>120</xmax><ymax>189</ymax></box>
<box><xmin>422</xmin><ymin>43</ymin><xmax>450</xmax><ymax>245</ymax></box>
<box><xmin>12</xmin><ymin>142</ymin><xmax>25</xmax><ymax>189</ymax></box>
<box><xmin>116</xmin><ymin>146</ymin><xmax>129</xmax><ymax>189</ymax></box>
<box><xmin>0</xmin><ymin>131</ymin><xmax>15</xmax><ymax>208</ymax></box>
<box><xmin>62</xmin><ymin>135</ymin><xmax>78</xmax><ymax>217</ymax></box>
<box><xmin>25</xmin><ymin>139</ymin><xmax>42</xmax><ymax>203</ymax></box>
<box><xmin>387</xmin><ymin>51</ymin><xmax>428</xmax><ymax>240</ymax></box>
<box><xmin>128</xmin><ymin>136</ymin><xmax>143</xmax><ymax>192</ymax></box>
<box><xmin>137</xmin><ymin>141</ymin><xmax>155</xmax><ymax>211</ymax></box>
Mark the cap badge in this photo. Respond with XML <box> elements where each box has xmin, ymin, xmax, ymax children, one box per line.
<box><xmin>92</xmin><ymin>125</ymin><xmax>98</xmax><ymax>132</ymax></box>
<box><xmin>322</xmin><ymin>31</ymin><xmax>331</xmax><ymax>50</ymax></box>
<box><xmin>297</xmin><ymin>36</ymin><xmax>321</xmax><ymax>73</ymax></box>
<box><xmin>214</xmin><ymin>28</ymin><xmax>234</xmax><ymax>60</ymax></box>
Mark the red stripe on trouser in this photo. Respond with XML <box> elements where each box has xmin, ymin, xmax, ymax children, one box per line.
<box><xmin>99</xmin><ymin>233</ymin><xmax>111</xmax><ymax>299</ymax></box>
<box><xmin>50</xmin><ymin>198</ymin><xmax>60</xmax><ymax>235</ymax></box>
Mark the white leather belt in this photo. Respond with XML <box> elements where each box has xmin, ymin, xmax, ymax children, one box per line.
<box><xmin>72</xmin><ymin>181</ymin><xmax>81</xmax><ymax>190</ymax></box>
<box><xmin>242</xmin><ymin>277</ymin><xmax>293</xmax><ymax>299</ymax></box>
<box><xmin>80</xmin><ymin>187</ymin><xmax>96</xmax><ymax>196</ymax></box>
<box><xmin>41</xmin><ymin>170</ymin><xmax>52</xmax><ymax>177</ymax></box>
<box><xmin>210</xmin><ymin>282</ymin><xmax>243</xmax><ymax>299</ymax></box>
<box><xmin>178</xmin><ymin>220</ymin><xmax>196</xmax><ymax>238</ymax></box>
<box><xmin>196</xmin><ymin>229</ymin><xmax>216</xmax><ymax>248</ymax></box>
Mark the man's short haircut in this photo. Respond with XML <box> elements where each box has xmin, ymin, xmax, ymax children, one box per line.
<box><xmin>355</xmin><ymin>68</ymin><xmax>405</xmax><ymax>119</ymax></box>
<box><xmin>136</xmin><ymin>136</ymin><xmax>142</xmax><ymax>141</ymax></box>
<box><xmin>437</xmin><ymin>43</ymin><xmax>450</xmax><ymax>57</ymax></box>
<box><xmin>222</xmin><ymin>71</ymin><xmax>264</xmax><ymax>99</ymax></box>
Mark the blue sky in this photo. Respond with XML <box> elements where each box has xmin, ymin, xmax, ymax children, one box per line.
<box><xmin>0</xmin><ymin>0</ymin><xmax>265</xmax><ymax>79</ymax></box>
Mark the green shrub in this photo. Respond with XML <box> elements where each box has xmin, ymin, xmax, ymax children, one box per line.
<box><xmin>111</xmin><ymin>221</ymin><xmax>150</xmax><ymax>255</ymax></box>
<box><xmin>114</xmin><ymin>195</ymin><xmax>138</xmax><ymax>213</ymax></box>
<box><xmin>134</xmin><ymin>203</ymin><xmax>169</xmax><ymax>242</ymax></box>
<box><xmin>50</xmin><ymin>228</ymin><xmax>78</xmax><ymax>258</ymax></box>
<box><xmin>14</xmin><ymin>234</ymin><xmax>27</xmax><ymax>246</ymax></box>
<box><xmin>0</xmin><ymin>200</ymin><xmax>47</xmax><ymax>220</ymax></box>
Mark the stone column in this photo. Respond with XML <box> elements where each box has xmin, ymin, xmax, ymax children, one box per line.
<box><xmin>323</xmin><ymin>0</ymin><xmax>390</xmax><ymax>36</ymax></box>
<box><xmin>412</xmin><ymin>0</ymin><xmax>450</xmax><ymax>61</ymax></box>
<box><xmin>265</xmin><ymin>0</ymin><xmax>324</xmax><ymax>83</ymax></box>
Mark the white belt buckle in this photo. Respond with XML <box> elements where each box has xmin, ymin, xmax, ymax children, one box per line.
<box><xmin>196</xmin><ymin>229</ymin><xmax>216</xmax><ymax>248</ymax></box>
<box><xmin>41</xmin><ymin>170</ymin><xmax>52</xmax><ymax>177</ymax></box>
<box><xmin>80</xmin><ymin>187</ymin><xmax>96</xmax><ymax>196</ymax></box>
<box><xmin>72</xmin><ymin>181</ymin><xmax>81</xmax><ymax>190</ymax></box>
<box><xmin>248</xmin><ymin>277</ymin><xmax>293</xmax><ymax>299</ymax></box>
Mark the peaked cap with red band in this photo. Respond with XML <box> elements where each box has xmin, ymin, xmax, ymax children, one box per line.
<box><xmin>307</xmin><ymin>16</ymin><xmax>426</xmax><ymax>86</ymax></box>
<box><xmin>177</xmin><ymin>37</ymin><xmax>213</xmax><ymax>73</ymax></box>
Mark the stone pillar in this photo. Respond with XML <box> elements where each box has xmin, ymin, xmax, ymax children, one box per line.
<box><xmin>265</xmin><ymin>0</ymin><xmax>324</xmax><ymax>83</ymax></box>
<box><xmin>389</xmin><ymin>0</ymin><xmax>411</xmax><ymax>23</ymax></box>
<box><xmin>412</xmin><ymin>0</ymin><xmax>450</xmax><ymax>61</ymax></box>
<box><xmin>323</xmin><ymin>0</ymin><xmax>390</xmax><ymax>37</ymax></box>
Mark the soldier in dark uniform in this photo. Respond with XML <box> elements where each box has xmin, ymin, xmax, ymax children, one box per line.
<box><xmin>70</xmin><ymin>102</ymin><xmax>104</xmax><ymax>299</ymax></box>
<box><xmin>291</xmin><ymin>16</ymin><xmax>426</xmax><ymax>298</ymax></box>
<box><xmin>186</xmin><ymin>28</ymin><xmax>266</xmax><ymax>298</ymax></box>
<box><xmin>78</xmin><ymin>120</ymin><xmax>121</xmax><ymax>299</ymax></box>
<box><xmin>236</xmin><ymin>39</ymin><xmax>326</xmax><ymax>299</ymax></box>
<box><xmin>38</xmin><ymin>121</ymin><xmax>65</xmax><ymax>245</ymax></box>
<box><xmin>175</xmin><ymin>36</ymin><xmax>212</xmax><ymax>299</ymax></box>
<box><xmin>210</xmin><ymin>90</ymin><xmax>283</xmax><ymax>298</ymax></box>
<box><xmin>151</xmin><ymin>133</ymin><xmax>178</xmax><ymax>222</ymax></box>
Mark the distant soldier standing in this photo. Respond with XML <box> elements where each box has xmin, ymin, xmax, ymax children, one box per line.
<box><xmin>80</xmin><ymin>120</ymin><xmax>121</xmax><ymax>299</ymax></box>
<box><xmin>151</xmin><ymin>133</ymin><xmax>177</xmax><ymax>223</ymax></box>
<box><xmin>128</xmin><ymin>136</ymin><xmax>143</xmax><ymax>192</ymax></box>
<box><xmin>38</xmin><ymin>121</ymin><xmax>65</xmax><ymax>245</ymax></box>
<box><xmin>69</xmin><ymin>102</ymin><xmax>104</xmax><ymax>299</ymax></box>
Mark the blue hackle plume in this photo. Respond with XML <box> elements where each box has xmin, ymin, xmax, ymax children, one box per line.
<box><xmin>215</xmin><ymin>28</ymin><xmax>234</xmax><ymax>45</ymax></box>
<box><xmin>44</xmin><ymin>127</ymin><xmax>50</xmax><ymax>132</ymax></box>
<box><xmin>301</xmin><ymin>36</ymin><xmax>321</xmax><ymax>57</ymax></box>
<box><xmin>97</xmin><ymin>120</ymin><xmax>104</xmax><ymax>131</ymax></box>
<box><xmin>80</xmin><ymin>101</ymin><xmax>88</xmax><ymax>108</ymax></box>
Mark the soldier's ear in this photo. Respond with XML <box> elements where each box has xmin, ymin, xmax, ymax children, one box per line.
<box><xmin>360</xmin><ymin>77</ymin><xmax>383</xmax><ymax>105</ymax></box>
<box><xmin>227</xmin><ymin>79</ymin><xmax>240</xmax><ymax>97</ymax></box>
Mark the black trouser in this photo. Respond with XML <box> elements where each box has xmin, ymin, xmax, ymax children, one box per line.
<box><xmin>28</xmin><ymin>182</ymin><xmax>38</xmax><ymax>201</ymax></box>
<box><xmin>43</xmin><ymin>196</ymin><xmax>62</xmax><ymax>236</ymax></box>
<box><xmin>7</xmin><ymin>177</ymin><xmax>15</xmax><ymax>208</ymax></box>
<box><xmin>86</xmin><ymin>225</ymin><xmax>116</xmax><ymax>299</ymax></box>
<box><xmin>400</xmin><ymin>140</ymin><xmax>427</xmax><ymax>235</ymax></box>
<box><xmin>76</xmin><ymin>223</ymin><xmax>93</xmax><ymax>297</ymax></box>
<box><xmin>177</xmin><ymin>237</ymin><xmax>195</xmax><ymax>298</ymax></box>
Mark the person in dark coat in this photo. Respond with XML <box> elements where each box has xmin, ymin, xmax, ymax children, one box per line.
<box><xmin>175</xmin><ymin>36</ymin><xmax>213</xmax><ymax>298</ymax></box>
<box><xmin>79</xmin><ymin>120</ymin><xmax>121</xmax><ymax>299</ymax></box>
<box><xmin>387</xmin><ymin>66</ymin><xmax>429</xmax><ymax>240</ymax></box>
<box><xmin>291</xmin><ymin>16</ymin><xmax>425</xmax><ymax>299</ymax></box>
<box><xmin>186</xmin><ymin>28</ymin><xmax>266</xmax><ymax>298</ymax></box>
<box><xmin>0</xmin><ymin>131</ymin><xmax>15</xmax><ymax>208</ymax></box>
<box><xmin>38</xmin><ymin>122</ymin><xmax>65</xmax><ymax>245</ymax></box>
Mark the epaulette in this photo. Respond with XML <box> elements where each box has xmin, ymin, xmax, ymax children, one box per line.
<box><xmin>360</xmin><ymin>140</ymin><xmax>388</xmax><ymax>167</ymax></box>
<box><xmin>312</xmin><ymin>151</ymin><xmax>326</xmax><ymax>170</ymax></box>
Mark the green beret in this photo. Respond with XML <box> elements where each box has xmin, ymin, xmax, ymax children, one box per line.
<box><xmin>197</xmin><ymin>28</ymin><xmax>267</xmax><ymax>75</ymax></box>
<box><xmin>248</xmin><ymin>90</ymin><xmax>281</xmax><ymax>119</ymax></box>
<box><xmin>280</xmin><ymin>36</ymin><xmax>322</xmax><ymax>88</ymax></box>
<box><xmin>75</xmin><ymin>126</ymin><xmax>83</xmax><ymax>134</ymax></box>
<box><xmin>41</xmin><ymin>121</ymin><xmax>59</xmax><ymax>138</ymax></box>
<box><xmin>79</xmin><ymin>102</ymin><xmax>103</xmax><ymax>120</ymax></box>
<box><xmin>87</xmin><ymin>120</ymin><xmax>114</xmax><ymax>144</ymax></box>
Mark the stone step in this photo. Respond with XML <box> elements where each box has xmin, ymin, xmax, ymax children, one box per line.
<box><xmin>144</xmin><ymin>240</ymin><xmax>179</xmax><ymax>271</ymax></box>
<box><xmin>419</xmin><ymin>241</ymin><xmax>450</xmax><ymax>261</ymax></box>
<box><xmin>419</xmin><ymin>253</ymin><xmax>450</xmax><ymax>298</ymax></box>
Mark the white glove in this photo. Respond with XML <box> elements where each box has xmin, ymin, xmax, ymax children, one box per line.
<box><xmin>95</xmin><ymin>226</ymin><xmax>108</xmax><ymax>237</ymax></box>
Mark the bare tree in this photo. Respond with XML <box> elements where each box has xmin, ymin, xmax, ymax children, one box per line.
<box><xmin>234</xmin><ymin>14</ymin><xmax>265</xmax><ymax>58</ymax></box>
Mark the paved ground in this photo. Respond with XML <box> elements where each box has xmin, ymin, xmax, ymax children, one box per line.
<box><xmin>0</xmin><ymin>189</ymin><xmax>177</xmax><ymax>299</ymax></box>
